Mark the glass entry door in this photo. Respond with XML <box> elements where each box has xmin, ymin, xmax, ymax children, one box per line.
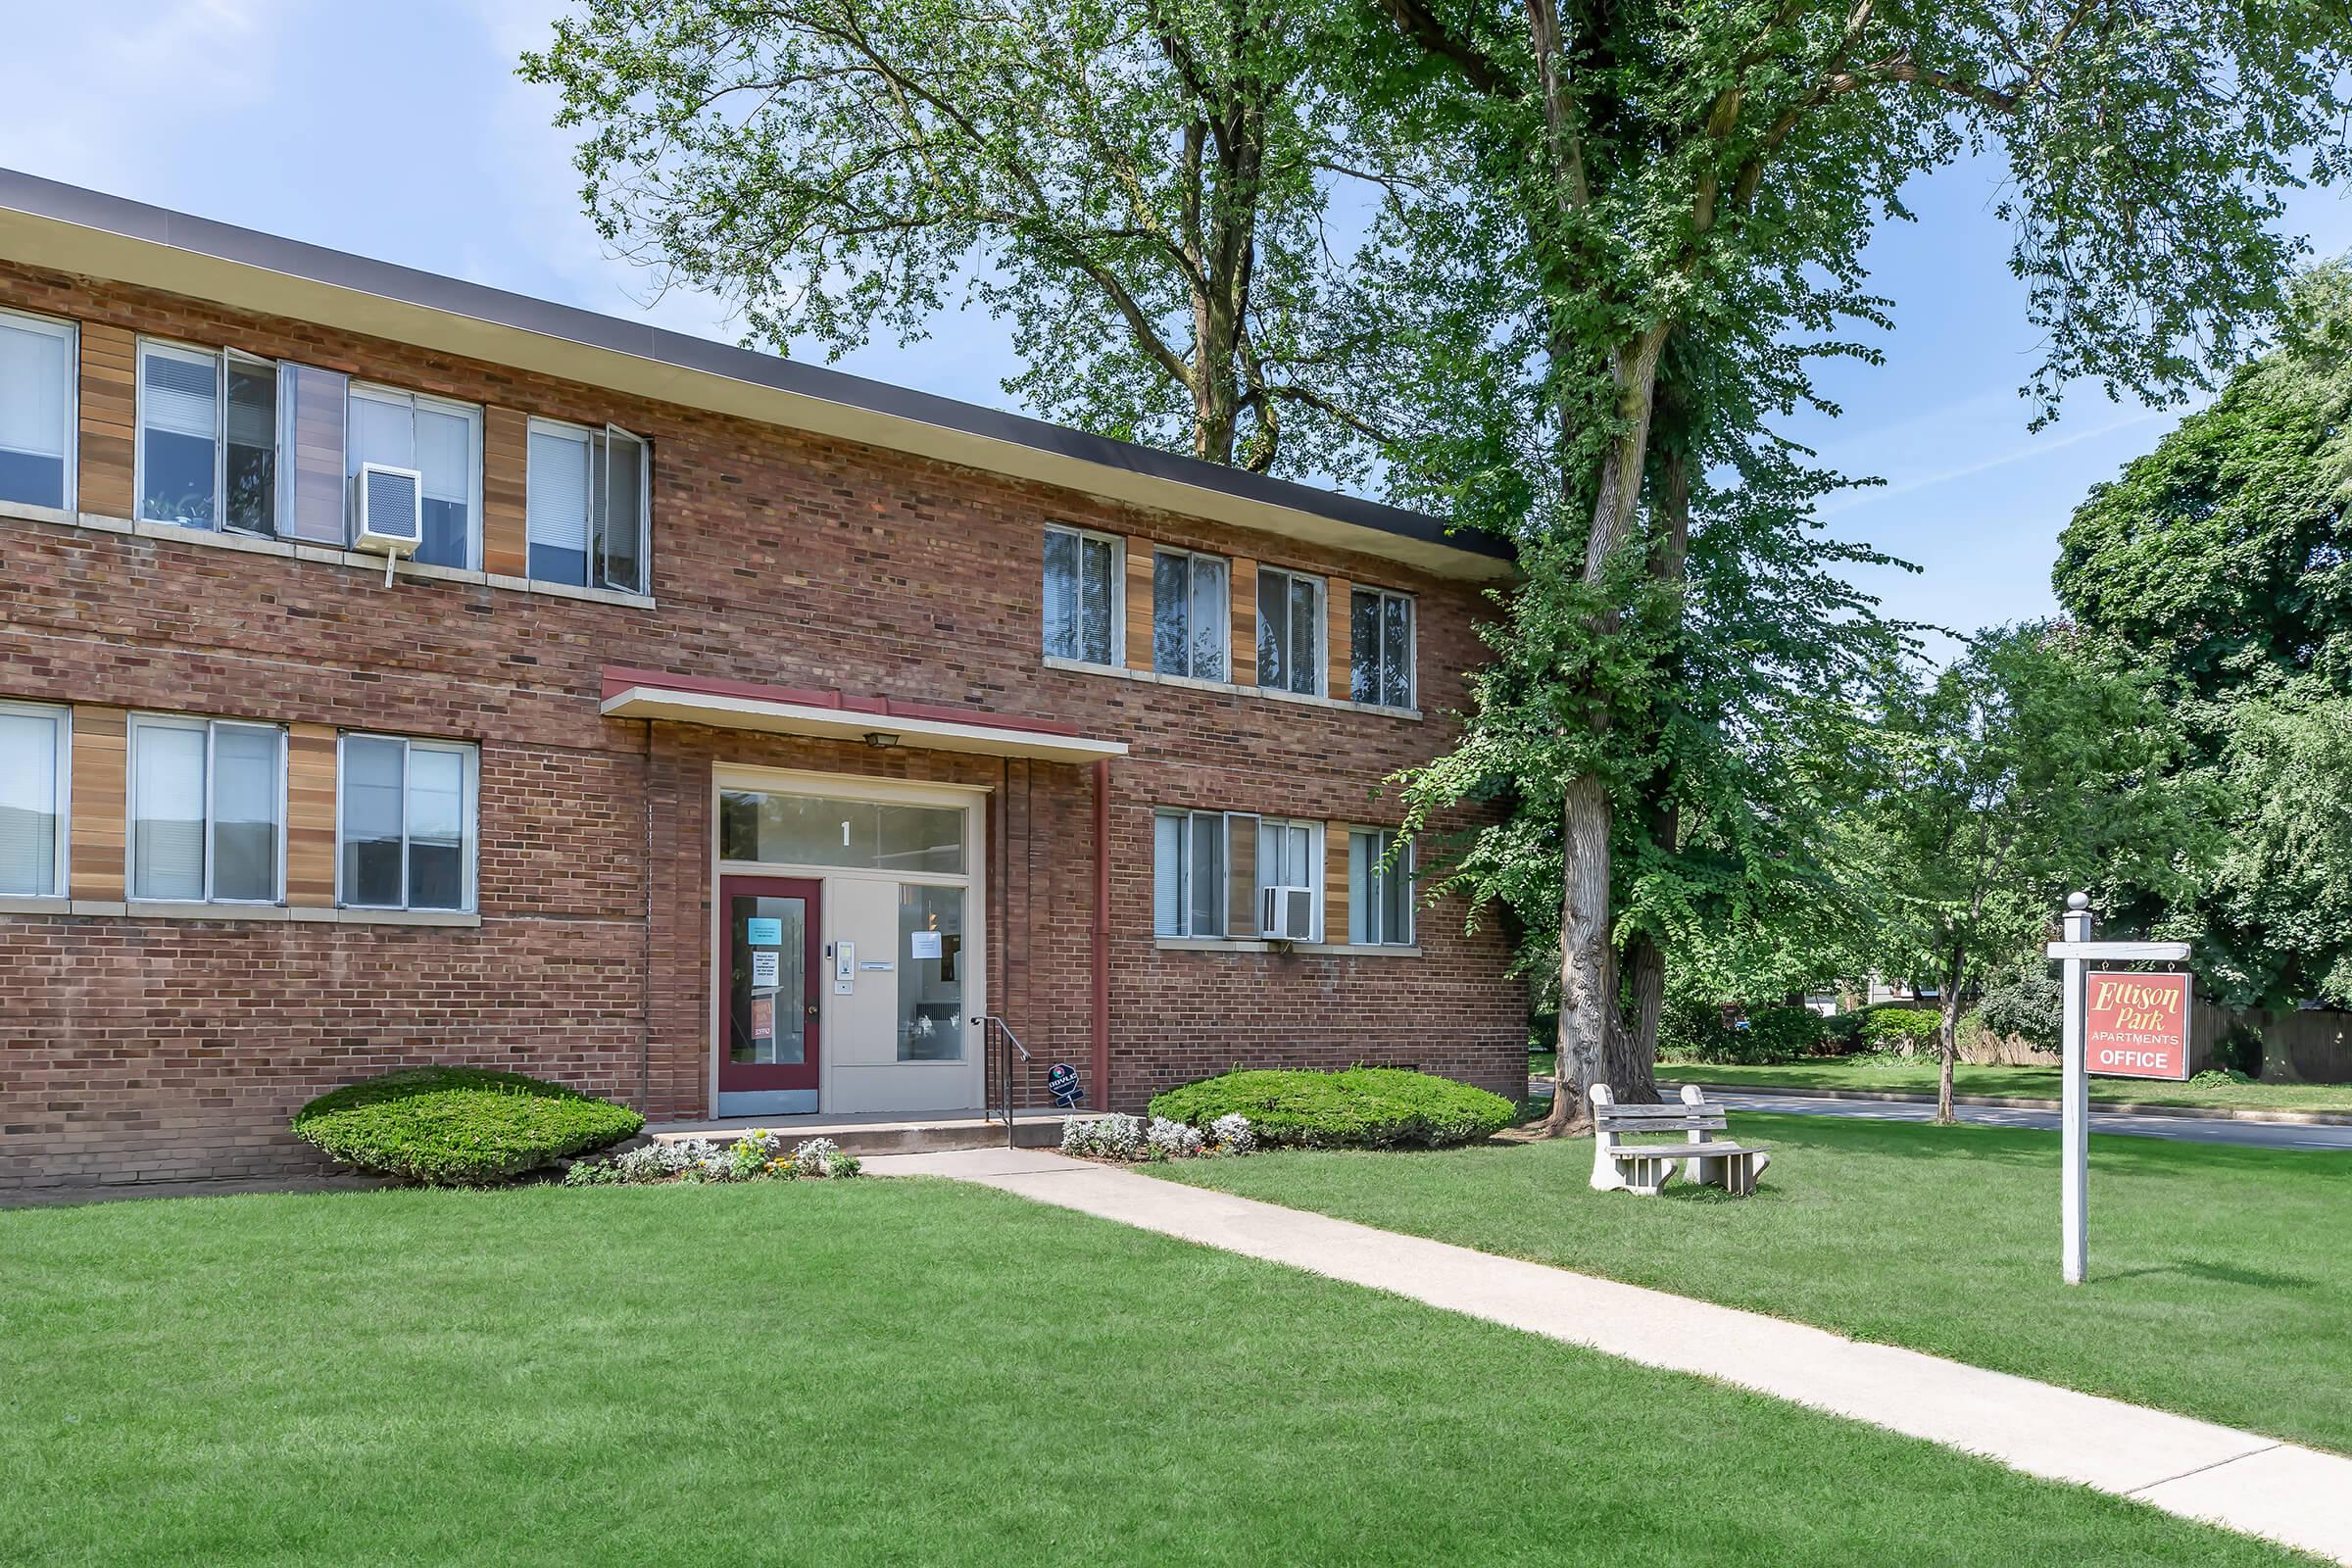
<box><xmin>718</xmin><ymin>874</ymin><xmax>821</xmax><ymax>1116</ymax></box>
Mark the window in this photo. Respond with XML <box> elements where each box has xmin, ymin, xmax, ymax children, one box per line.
<box><xmin>338</xmin><ymin>735</ymin><xmax>477</xmax><ymax>911</ymax></box>
<box><xmin>351</xmin><ymin>387</ymin><xmax>482</xmax><ymax>569</ymax></box>
<box><xmin>139</xmin><ymin>341</ymin><xmax>279</xmax><ymax>534</ymax></box>
<box><xmin>1153</xmin><ymin>809</ymin><xmax>1230</xmax><ymax>938</ymax></box>
<box><xmin>1043</xmin><ymin>524</ymin><xmax>1121</xmax><ymax>665</ymax></box>
<box><xmin>1350</xmin><ymin>588</ymin><xmax>1415</xmax><ymax>709</ymax></box>
<box><xmin>1152</xmin><ymin>549</ymin><xmax>1228</xmax><ymax>680</ymax></box>
<box><xmin>527</xmin><ymin>417</ymin><xmax>650</xmax><ymax>593</ymax></box>
<box><xmin>1255</xmin><ymin>565</ymin><xmax>1324</xmax><ymax>696</ymax></box>
<box><xmin>1348</xmin><ymin>829</ymin><xmax>1414</xmax><ymax>946</ymax></box>
<box><xmin>0</xmin><ymin>308</ymin><xmax>74</xmax><ymax>512</ymax></box>
<box><xmin>0</xmin><ymin>701</ymin><xmax>69</xmax><ymax>897</ymax></box>
<box><xmin>898</xmin><ymin>883</ymin><xmax>966</xmax><ymax>1061</ymax></box>
<box><xmin>128</xmin><ymin>715</ymin><xmax>283</xmax><ymax>904</ymax></box>
<box><xmin>719</xmin><ymin>791</ymin><xmax>965</xmax><ymax>874</ymax></box>
<box><xmin>1256</xmin><ymin>817</ymin><xmax>1321</xmax><ymax>940</ymax></box>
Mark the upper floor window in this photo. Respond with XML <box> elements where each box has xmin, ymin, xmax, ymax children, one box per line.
<box><xmin>1255</xmin><ymin>565</ymin><xmax>1324</xmax><ymax>696</ymax></box>
<box><xmin>1256</xmin><ymin>817</ymin><xmax>1322</xmax><ymax>941</ymax></box>
<box><xmin>350</xmin><ymin>386</ymin><xmax>482</xmax><ymax>569</ymax></box>
<box><xmin>0</xmin><ymin>308</ymin><xmax>74</xmax><ymax>512</ymax></box>
<box><xmin>128</xmin><ymin>713</ymin><xmax>283</xmax><ymax>905</ymax></box>
<box><xmin>1349</xmin><ymin>588</ymin><xmax>1415</xmax><ymax>709</ymax></box>
<box><xmin>1348</xmin><ymin>828</ymin><xmax>1414</xmax><ymax>947</ymax></box>
<box><xmin>1152</xmin><ymin>548</ymin><xmax>1228</xmax><ymax>681</ymax></box>
<box><xmin>1153</xmin><ymin>808</ymin><xmax>1229</xmax><ymax>938</ymax></box>
<box><xmin>339</xmin><ymin>734</ymin><xmax>477</xmax><ymax>911</ymax></box>
<box><xmin>0</xmin><ymin>700</ymin><xmax>69</xmax><ymax>898</ymax></box>
<box><xmin>1043</xmin><ymin>524</ymin><xmax>1122</xmax><ymax>666</ymax></box>
<box><xmin>138</xmin><ymin>340</ymin><xmax>280</xmax><ymax>534</ymax></box>
<box><xmin>527</xmin><ymin>418</ymin><xmax>649</xmax><ymax>595</ymax></box>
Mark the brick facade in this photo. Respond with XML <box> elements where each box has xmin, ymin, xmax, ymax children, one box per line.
<box><xmin>0</xmin><ymin>256</ymin><xmax>1524</xmax><ymax>1189</ymax></box>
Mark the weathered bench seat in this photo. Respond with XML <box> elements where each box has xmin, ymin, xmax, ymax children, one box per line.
<box><xmin>1590</xmin><ymin>1084</ymin><xmax>1772</xmax><ymax>1196</ymax></box>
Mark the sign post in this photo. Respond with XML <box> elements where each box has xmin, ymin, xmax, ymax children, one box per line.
<box><xmin>2044</xmin><ymin>893</ymin><xmax>2191</xmax><ymax>1285</ymax></box>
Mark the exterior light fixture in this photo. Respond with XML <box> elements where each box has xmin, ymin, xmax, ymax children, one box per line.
<box><xmin>862</xmin><ymin>731</ymin><xmax>901</xmax><ymax>749</ymax></box>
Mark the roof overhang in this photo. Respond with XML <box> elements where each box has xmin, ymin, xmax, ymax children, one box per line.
<box><xmin>599</xmin><ymin>666</ymin><xmax>1126</xmax><ymax>764</ymax></box>
<box><xmin>0</xmin><ymin>170</ymin><xmax>1516</xmax><ymax>583</ymax></box>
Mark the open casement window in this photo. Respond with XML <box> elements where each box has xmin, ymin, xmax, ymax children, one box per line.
<box><xmin>526</xmin><ymin>417</ymin><xmax>651</xmax><ymax>594</ymax></box>
<box><xmin>348</xmin><ymin>386</ymin><xmax>483</xmax><ymax>569</ymax></box>
<box><xmin>338</xmin><ymin>734</ymin><xmax>478</xmax><ymax>912</ymax></box>
<box><xmin>1255</xmin><ymin>565</ymin><xmax>1325</xmax><ymax>696</ymax></box>
<box><xmin>0</xmin><ymin>701</ymin><xmax>69</xmax><ymax>897</ymax></box>
<box><xmin>1349</xmin><ymin>589</ymin><xmax>1415</xmax><ymax>709</ymax></box>
<box><xmin>0</xmin><ymin>307</ymin><xmax>74</xmax><ymax>512</ymax></box>
<box><xmin>1152</xmin><ymin>549</ymin><xmax>1229</xmax><ymax>680</ymax></box>
<box><xmin>1042</xmin><ymin>524</ymin><xmax>1122</xmax><ymax>665</ymax></box>
<box><xmin>1152</xmin><ymin>808</ymin><xmax>1234</xmax><ymax>938</ymax></box>
<box><xmin>137</xmin><ymin>340</ymin><xmax>280</xmax><ymax>535</ymax></box>
<box><xmin>1255</xmin><ymin>817</ymin><xmax>1322</xmax><ymax>941</ymax></box>
<box><xmin>1348</xmin><ymin>829</ymin><xmax>1414</xmax><ymax>947</ymax></box>
<box><xmin>127</xmin><ymin>714</ymin><xmax>284</xmax><ymax>905</ymax></box>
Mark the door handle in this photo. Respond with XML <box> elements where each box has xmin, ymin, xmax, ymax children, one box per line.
<box><xmin>806</xmin><ymin>1004</ymin><xmax>820</xmax><ymax>1017</ymax></box>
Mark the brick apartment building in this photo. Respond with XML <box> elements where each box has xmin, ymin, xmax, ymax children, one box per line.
<box><xmin>0</xmin><ymin>171</ymin><xmax>1524</xmax><ymax>1188</ymax></box>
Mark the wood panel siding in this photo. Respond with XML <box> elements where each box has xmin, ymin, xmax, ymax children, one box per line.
<box><xmin>1327</xmin><ymin>578</ymin><xmax>1354</xmax><ymax>703</ymax></box>
<box><xmin>1326</xmin><ymin>826</ymin><xmax>1350</xmax><ymax>944</ymax></box>
<box><xmin>1124</xmin><ymin>540</ymin><xmax>1154</xmax><ymax>673</ymax></box>
<box><xmin>1229</xmin><ymin>558</ymin><xmax>1257</xmax><ymax>688</ymax></box>
<box><xmin>77</xmin><ymin>323</ymin><xmax>135</xmax><ymax>518</ymax></box>
<box><xmin>68</xmin><ymin>706</ymin><xmax>126</xmax><ymax>902</ymax></box>
<box><xmin>483</xmin><ymin>407</ymin><xmax>529</xmax><ymax>577</ymax></box>
<box><xmin>286</xmin><ymin>723</ymin><xmax>337</xmax><ymax>906</ymax></box>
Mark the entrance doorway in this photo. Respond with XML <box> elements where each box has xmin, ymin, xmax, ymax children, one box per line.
<box><xmin>718</xmin><ymin>874</ymin><xmax>822</xmax><ymax>1116</ymax></box>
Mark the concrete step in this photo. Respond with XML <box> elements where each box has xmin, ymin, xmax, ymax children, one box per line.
<box><xmin>644</xmin><ymin>1109</ymin><xmax>1086</xmax><ymax>1156</ymax></box>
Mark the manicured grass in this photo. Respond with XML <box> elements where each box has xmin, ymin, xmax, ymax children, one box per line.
<box><xmin>0</xmin><ymin>1181</ymin><xmax>2310</xmax><ymax>1565</ymax></box>
<box><xmin>1151</xmin><ymin>1114</ymin><xmax>2352</xmax><ymax>1454</ymax></box>
<box><xmin>1526</xmin><ymin>1050</ymin><xmax>2352</xmax><ymax>1114</ymax></box>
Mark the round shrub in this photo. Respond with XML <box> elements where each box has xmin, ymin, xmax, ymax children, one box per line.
<box><xmin>1147</xmin><ymin>1067</ymin><xmax>1515</xmax><ymax>1151</ymax></box>
<box><xmin>1739</xmin><ymin>1005</ymin><xmax>1827</xmax><ymax>1062</ymax></box>
<box><xmin>1859</xmin><ymin>1006</ymin><xmax>1941</xmax><ymax>1052</ymax></box>
<box><xmin>292</xmin><ymin>1066</ymin><xmax>645</xmax><ymax>1186</ymax></box>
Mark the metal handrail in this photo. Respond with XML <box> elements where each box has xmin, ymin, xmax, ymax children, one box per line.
<box><xmin>976</xmin><ymin>1014</ymin><xmax>1031</xmax><ymax>1147</ymax></box>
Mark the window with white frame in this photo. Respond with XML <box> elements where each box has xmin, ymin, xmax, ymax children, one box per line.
<box><xmin>1151</xmin><ymin>548</ymin><xmax>1228</xmax><ymax>680</ymax></box>
<box><xmin>1042</xmin><ymin>524</ymin><xmax>1121</xmax><ymax>666</ymax></box>
<box><xmin>338</xmin><ymin>734</ymin><xmax>477</xmax><ymax>912</ymax></box>
<box><xmin>0</xmin><ymin>308</ymin><xmax>74</xmax><ymax>513</ymax></box>
<box><xmin>527</xmin><ymin>417</ymin><xmax>650</xmax><ymax>594</ymax></box>
<box><xmin>1256</xmin><ymin>817</ymin><xmax>1321</xmax><ymax>940</ymax></box>
<box><xmin>0</xmin><ymin>701</ymin><xmax>69</xmax><ymax>897</ymax></box>
<box><xmin>349</xmin><ymin>386</ymin><xmax>483</xmax><ymax>569</ymax></box>
<box><xmin>1152</xmin><ymin>809</ymin><xmax>1230</xmax><ymax>938</ymax></box>
<box><xmin>138</xmin><ymin>340</ymin><xmax>280</xmax><ymax>534</ymax></box>
<box><xmin>1349</xmin><ymin>588</ymin><xmax>1415</xmax><ymax>709</ymax></box>
<box><xmin>1255</xmin><ymin>565</ymin><xmax>1324</xmax><ymax>696</ymax></box>
<box><xmin>127</xmin><ymin>714</ymin><xmax>284</xmax><ymax>904</ymax></box>
<box><xmin>1348</xmin><ymin>828</ymin><xmax>1413</xmax><ymax>947</ymax></box>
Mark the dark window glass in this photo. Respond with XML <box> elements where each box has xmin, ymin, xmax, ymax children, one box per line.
<box><xmin>0</xmin><ymin>450</ymin><xmax>63</xmax><ymax>510</ymax></box>
<box><xmin>1152</xmin><ymin>551</ymin><xmax>1189</xmax><ymax>673</ymax></box>
<box><xmin>1350</xmin><ymin>590</ymin><xmax>1381</xmax><ymax>703</ymax></box>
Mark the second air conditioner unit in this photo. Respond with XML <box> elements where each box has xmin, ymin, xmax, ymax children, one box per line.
<box><xmin>352</xmin><ymin>463</ymin><xmax>424</xmax><ymax>557</ymax></box>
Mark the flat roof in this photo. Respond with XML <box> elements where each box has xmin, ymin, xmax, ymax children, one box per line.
<box><xmin>0</xmin><ymin>168</ymin><xmax>1513</xmax><ymax>582</ymax></box>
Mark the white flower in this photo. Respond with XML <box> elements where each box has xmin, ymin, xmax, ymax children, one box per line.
<box><xmin>1209</xmin><ymin>1114</ymin><xmax>1256</xmax><ymax>1154</ymax></box>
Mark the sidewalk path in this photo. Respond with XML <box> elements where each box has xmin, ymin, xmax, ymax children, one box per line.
<box><xmin>868</xmin><ymin>1147</ymin><xmax>2352</xmax><ymax>1563</ymax></box>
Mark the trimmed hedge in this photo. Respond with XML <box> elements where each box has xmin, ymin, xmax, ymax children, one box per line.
<box><xmin>292</xmin><ymin>1066</ymin><xmax>645</xmax><ymax>1186</ymax></box>
<box><xmin>1147</xmin><ymin>1067</ymin><xmax>1515</xmax><ymax>1151</ymax></box>
<box><xmin>1860</xmin><ymin>1006</ymin><xmax>1941</xmax><ymax>1050</ymax></box>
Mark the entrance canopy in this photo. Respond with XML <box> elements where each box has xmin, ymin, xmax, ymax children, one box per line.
<box><xmin>600</xmin><ymin>665</ymin><xmax>1127</xmax><ymax>764</ymax></box>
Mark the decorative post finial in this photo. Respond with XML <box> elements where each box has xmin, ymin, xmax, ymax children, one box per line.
<box><xmin>2066</xmin><ymin>891</ymin><xmax>2089</xmax><ymax>911</ymax></box>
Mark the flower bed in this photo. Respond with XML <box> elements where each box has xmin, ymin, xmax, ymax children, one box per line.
<box><xmin>1060</xmin><ymin>1112</ymin><xmax>1256</xmax><ymax>1162</ymax></box>
<box><xmin>563</xmin><ymin>1130</ymin><xmax>860</xmax><ymax>1185</ymax></box>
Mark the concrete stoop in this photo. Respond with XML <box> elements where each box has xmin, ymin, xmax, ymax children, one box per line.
<box><xmin>645</xmin><ymin>1109</ymin><xmax>1087</xmax><ymax>1155</ymax></box>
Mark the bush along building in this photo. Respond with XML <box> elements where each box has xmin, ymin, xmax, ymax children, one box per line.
<box><xmin>0</xmin><ymin>171</ymin><xmax>1525</xmax><ymax>1188</ymax></box>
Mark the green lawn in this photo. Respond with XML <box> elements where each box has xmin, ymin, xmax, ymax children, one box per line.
<box><xmin>1527</xmin><ymin>1049</ymin><xmax>2352</xmax><ymax>1114</ymax></box>
<box><xmin>0</xmin><ymin>1181</ymin><xmax>2312</xmax><ymax>1566</ymax></box>
<box><xmin>1151</xmin><ymin>1114</ymin><xmax>2352</xmax><ymax>1454</ymax></box>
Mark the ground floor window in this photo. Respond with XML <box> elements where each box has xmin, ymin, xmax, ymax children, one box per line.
<box><xmin>1256</xmin><ymin>818</ymin><xmax>1321</xmax><ymax>941</ymax></box>
<box><xmin>338</xmin><ymin>734</ymin><xmax>477</xmax><ymax>911</ymax></box>
<box><xmin>0</xmin><ymin>700</ymin><xmax>68</xmax><ymax>897</ymax></box>
<box><xmin>1153</xmin><ymin>809</ymin><xmax>1231</xmax><ymax>938</ymax></box>
<box><xmin>1348</xmin><ymin>828</ymin><xmax>1413</xmax><ymax>947</ymax></box>
<box><xmin>898</xmin><ymin>883</ymin><xmax>965</xmax><ymax>1060</ymax></box>
<box><xmin>129</xmin><ymin>714</ymin><xmax>283</xmax><ymax>904</ymax></box>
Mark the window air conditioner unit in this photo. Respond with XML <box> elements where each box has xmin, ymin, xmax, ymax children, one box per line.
<box><xmin>353</xmin><ymin>463</ymin><xmax>424</xmax><ymax>557</ymax></box>
<box><xmin>1261</xmin><ymin>885</ymin><xmax>1314</xmax><ymax>942</ymax></box>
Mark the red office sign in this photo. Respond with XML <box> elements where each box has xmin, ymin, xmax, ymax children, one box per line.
<box><xmin>2084</xmin><ymin>971</ymin><xmax>2191</xmax><ymax>1080</ymax></box>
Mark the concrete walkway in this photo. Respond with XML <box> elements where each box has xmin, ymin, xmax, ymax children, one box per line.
<box><xmin>867</xmin><ymin>1147</ymin><xmax>2352</xmax><ymax>1564</ymax></box>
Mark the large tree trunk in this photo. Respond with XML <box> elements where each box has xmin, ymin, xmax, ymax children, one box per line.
<box><xmin>1545</xmin><ymin>772</ymin><xmax>1616</xmax><ymax>1133</ymax></box>
<box><xmin>1936</xmin><ymin>950</ymin><xmax>1965</xmax><ymax>1123</ymax></box>
<box><xmin>1610</xmin><ymin>932</ymin><xmax>1665</xmax><ymax>1102</ymax></box>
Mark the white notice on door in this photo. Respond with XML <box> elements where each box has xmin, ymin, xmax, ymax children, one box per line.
<box><xmin>910</xmin><ymin>930</ymin><xmax>943</xmax><ymax>960</ymax></box>
<box><xmin>751</xmin><ymin>951</ymin><xmax>780</xmax><ymax>988</ymax></box>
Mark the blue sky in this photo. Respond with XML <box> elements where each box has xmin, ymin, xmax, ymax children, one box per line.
<box><xmin>8</xmin><ymin>0</ymin><xmax>2347</xmax><ymax>641</ymax></box>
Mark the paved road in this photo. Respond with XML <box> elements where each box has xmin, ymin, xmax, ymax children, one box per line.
<box><xmin>1531</xmin><ymin>1081</ymin><xmax>2352</xmax><ymax>1152</ymax></box>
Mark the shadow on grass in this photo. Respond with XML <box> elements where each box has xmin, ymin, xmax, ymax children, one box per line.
<box><xmin>2101</xmin><ymin>1259</ymin><xmax>2319</xmax><ymax>1290</ymax></box>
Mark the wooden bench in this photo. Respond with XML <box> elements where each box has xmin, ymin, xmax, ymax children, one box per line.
<box><xmin>1590</xmin><ymin>1084</ymin><xmax>1772</xmax><ymax>1197</ymax></box>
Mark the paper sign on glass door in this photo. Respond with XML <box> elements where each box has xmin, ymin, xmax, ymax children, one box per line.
<box><xmin>746</xmin><ymin>917</ymin><xmax>783</xmax><ymax>947</ymax></box>
<box><xmin>751</xmin><ymin>952</ymin><xmax>780</xmax><ymax>988</ymax></box>
<box><xmin>910</xmin><ymin>930</ymin><xmax>943</xmax><ymax>960</ymax></box>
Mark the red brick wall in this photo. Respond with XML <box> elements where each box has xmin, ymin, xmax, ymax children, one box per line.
<box><xmin>0</xmin><ymin>260</ymin><xmax>1524</xmax><ymax>1187</ymax></box>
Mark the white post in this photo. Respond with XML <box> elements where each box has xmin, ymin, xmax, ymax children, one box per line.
<box><xmin>2060</xmin><ymin>892</ymin><xmax>2092</xmax><ymax>1285</ymax></box>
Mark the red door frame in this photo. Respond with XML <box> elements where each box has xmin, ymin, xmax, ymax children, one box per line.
<box><xmin>718</xmin><ymin>874</ymin><xmax>823</xmax><ymax>1098</ymax></box>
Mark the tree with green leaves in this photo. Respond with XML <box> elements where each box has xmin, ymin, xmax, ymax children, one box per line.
<box><xmin>521</xmin><ymin>0</ymin><xmax>1423</xmax><ymax>476</ymax></box>
<box><xmin>1348</xmin><ymin>0</ymin><xmax>2349</xmax><ymax>1128</ymax></box>
<box><xmin>1843</xmin><ymin>623</ymin><xmax>2200</xmax><ymax>1119</ymax></box>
